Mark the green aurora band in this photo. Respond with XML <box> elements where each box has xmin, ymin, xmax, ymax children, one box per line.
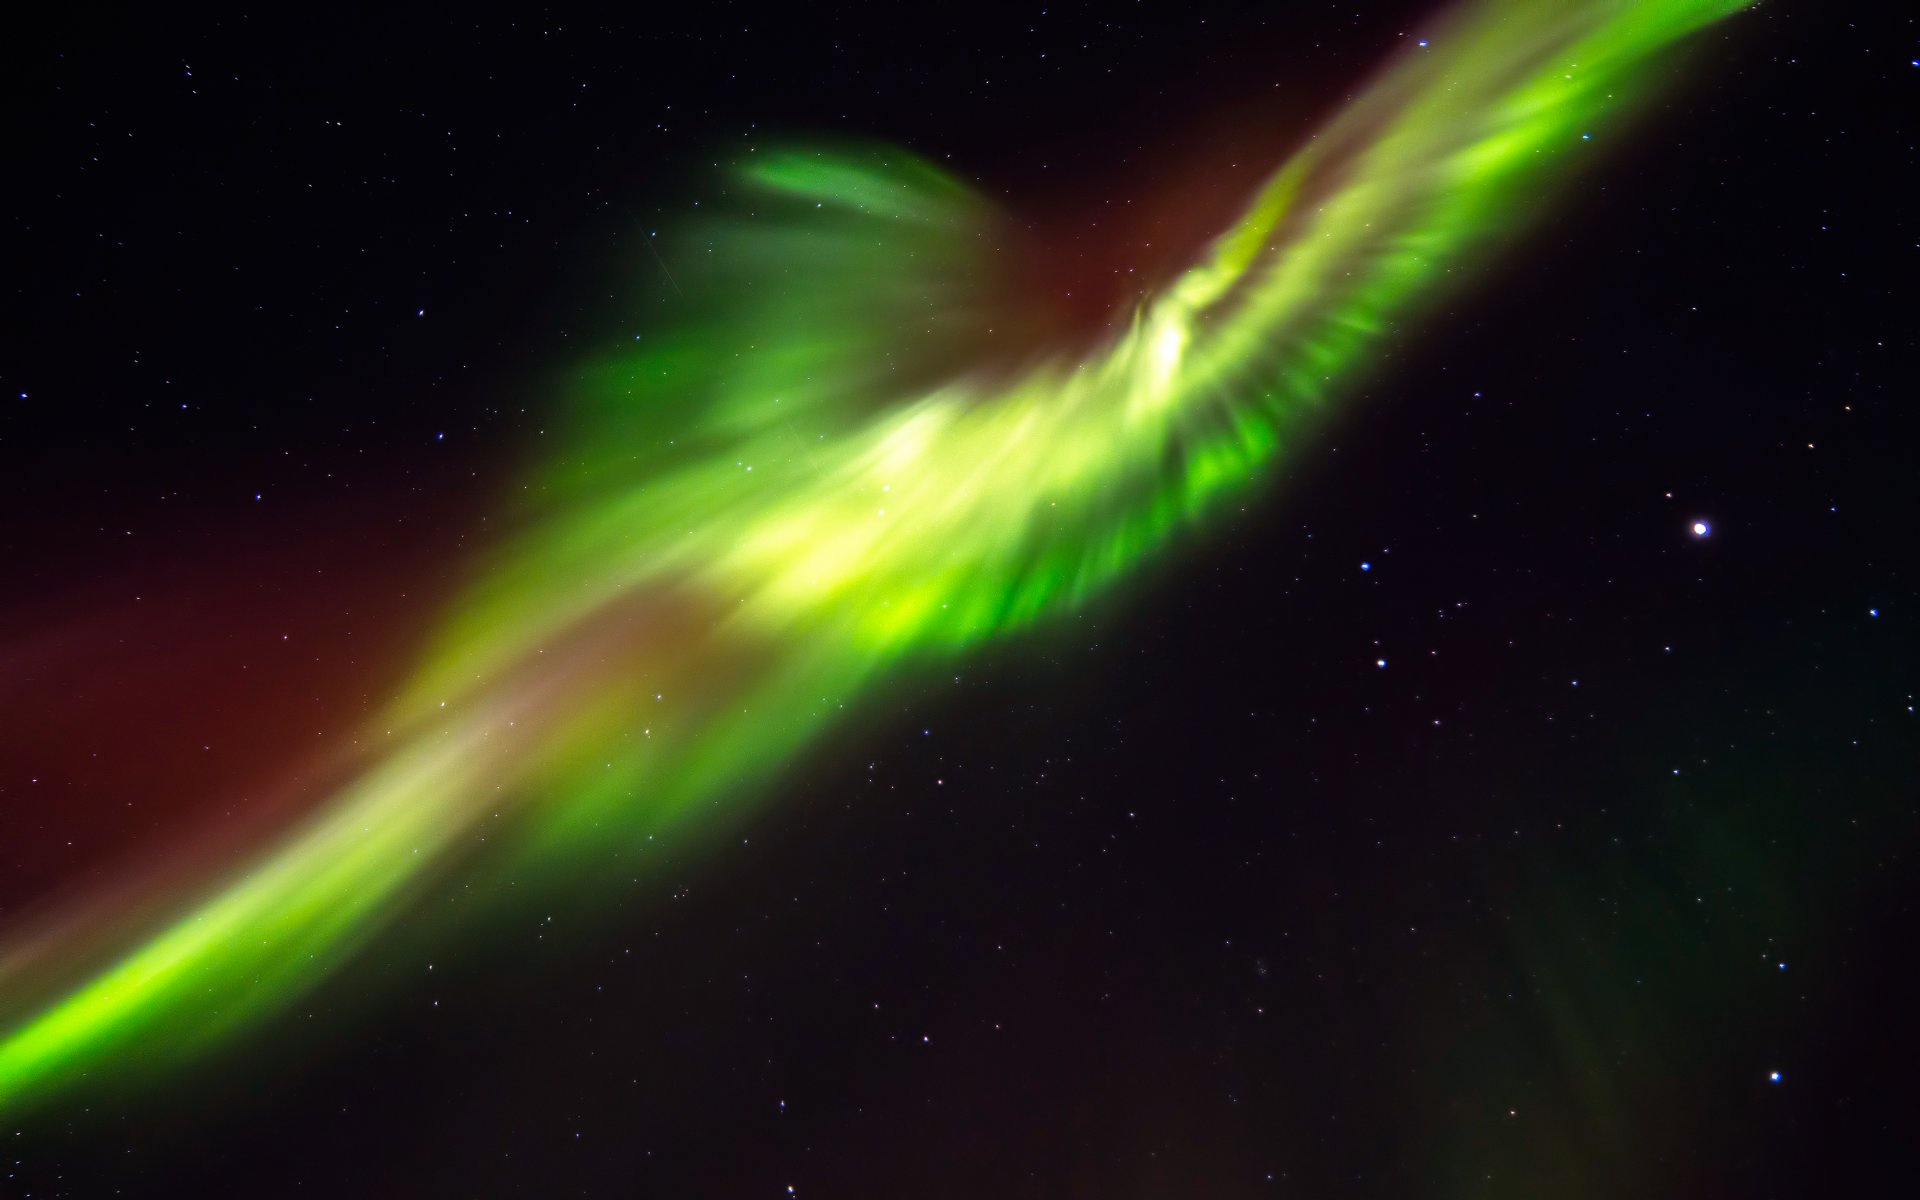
<box><xmin>0</xmin><ymin>0</ymin><xmax>1753</xmax><ymax>1108</ymax></box>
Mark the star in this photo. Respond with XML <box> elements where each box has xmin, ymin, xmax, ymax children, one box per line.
<box><xmin>1690</xmin><ymin>520</ymin><xmax>1710</xmax><ymax>537</ymax></box>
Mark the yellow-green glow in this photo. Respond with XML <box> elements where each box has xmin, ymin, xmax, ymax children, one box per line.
<box><xmin>0</xmin><ymin>0</ymin><xmax>1752</xmax><ymax>1108</ymax></box>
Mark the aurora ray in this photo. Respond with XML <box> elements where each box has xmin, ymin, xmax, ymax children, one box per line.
<box><xmin>0</xmin><ymin>0</ymin><xmax>1753</xmax><ymax>1108</ymax></box>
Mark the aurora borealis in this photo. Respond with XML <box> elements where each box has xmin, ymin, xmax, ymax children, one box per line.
<box><xmin>5</xmin><ymin>0</ymin><xmax>1916</xmax><ymax>1192</ymax></box>
<box><xmin>0</xmin><ymin>0</ymin><xmax>1753</xmax><ymax>1110</ymax></box>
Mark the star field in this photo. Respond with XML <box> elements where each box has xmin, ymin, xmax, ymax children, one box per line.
<box><xmin>2</xmin><ymin>2</ymin><xmax>1915</xmax><ymax>1196</ymax></box>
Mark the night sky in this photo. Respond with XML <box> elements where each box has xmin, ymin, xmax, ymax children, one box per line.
<box><xmin>3</xmin><ymin>2</ymin><xmax>1916</xmax><ymax>1196</ymax></box>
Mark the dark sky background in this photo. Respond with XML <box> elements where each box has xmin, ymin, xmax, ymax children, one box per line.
<box><xmin>2</xmin><ymin>2</ymin><xmax>1915</xmax><ymax>1196</ymax></box>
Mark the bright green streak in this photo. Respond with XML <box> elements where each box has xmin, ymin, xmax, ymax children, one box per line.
<box><xmin>0</xmin><ymin>0</ymin><xmax>1750</xmax><ymax>1108</ymax></box>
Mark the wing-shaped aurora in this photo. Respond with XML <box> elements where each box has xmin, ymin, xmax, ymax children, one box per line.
<box><xmin>0</xmin><ymin>0</ymin><xmax>1754</xmax><ymax>1108</ymax></box>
